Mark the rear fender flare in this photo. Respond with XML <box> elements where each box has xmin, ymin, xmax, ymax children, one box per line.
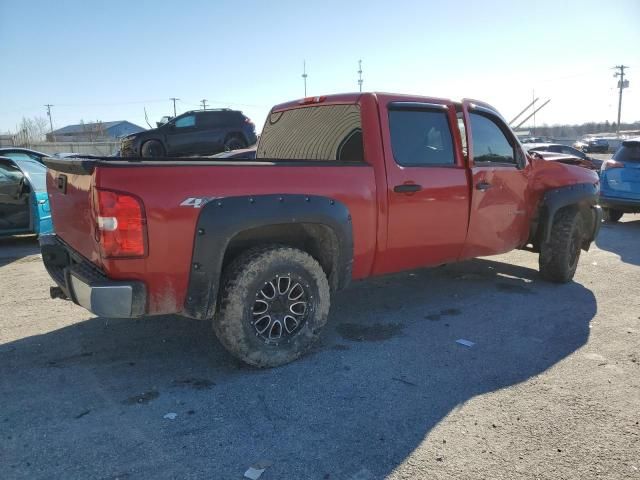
<box><xmin>183</xmin><ymin>194</ymin><xmax>353</xmax><ymax>320</ymax></box>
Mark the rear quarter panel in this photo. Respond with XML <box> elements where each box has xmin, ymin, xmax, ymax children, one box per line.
<box><xmin>96</xmin><ymin>163</ymin><xmax>378</xmax><ymax>315</ymax></box>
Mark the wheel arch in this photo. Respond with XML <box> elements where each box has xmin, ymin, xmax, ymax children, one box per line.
<box><xmin>183</xmin><ymin>194</ymin><xmax>353</xmax><ymax>320</ymax></box>
<box><xmin>529</xmin><ymin>183</ymin><xmax>602</xmax><ymax>251</ymax></box>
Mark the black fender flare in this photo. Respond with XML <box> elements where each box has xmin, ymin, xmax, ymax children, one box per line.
<box><xmin>538</xmin><ymin>183</ymin><xmax>601</xmax><ymax>245</ymax></box>
<box><xmin>183</xmin><ymin>194</ymin><xmax>353</xmax><ymax>320</ymax></box>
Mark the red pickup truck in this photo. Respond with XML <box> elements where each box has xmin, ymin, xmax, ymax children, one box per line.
<box><xmin>41</xmin><ymin>93</ymin><xmax>602</xmax><ymax>367</ymax></box>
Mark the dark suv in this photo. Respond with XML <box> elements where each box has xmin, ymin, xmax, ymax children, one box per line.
<box><xmin>120</xmin><ymin>109</ymin><xmax>257</xmax><ymax>157</ymax></box>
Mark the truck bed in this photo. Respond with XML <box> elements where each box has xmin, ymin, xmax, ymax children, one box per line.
<box><xmin>44</xmin><ymin>156</ymin><xmax>378</xmax><ymax>315</ymax></box>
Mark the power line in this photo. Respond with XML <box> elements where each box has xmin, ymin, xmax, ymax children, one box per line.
<box><xmin>200</xmin><ymin>99</ymin><xmax>208</xmax><ymax>110</ymax></box>
<box><xmin>357</xmin><ymin>59</ymin><xmax>363</xmax><ymax>92</ymax></box>
<box><xmin>169</xmin><ymin>97</ymin><xmax>179</xmax><ymax>117</ymax></box>
<box><xmin>613</xmin><ymin>65</ymin><xmax>629</xmax><ymax>135</ymax></box>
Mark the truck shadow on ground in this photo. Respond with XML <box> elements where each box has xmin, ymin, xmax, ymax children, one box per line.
<box><xmin>595</xmin><ymin>217</ymin><xmax>640</xmax><ymax>266</ymax></box>
<box><xmin>0</xmin><ymin>235</ymin><xmax>39</xmax><ymax>268</ymax></box>
<box><xmin>0</xmin><ymin>257</ymin><xmax>596</xmax><ymax>479</ymax></box>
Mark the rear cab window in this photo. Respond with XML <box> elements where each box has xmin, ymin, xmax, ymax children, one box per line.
<box><xmin>388</xmin><ymin>106</ymin><xmax>455</xmax><ymax>166</ymax></box>
<box><xmin>257</xmin><ymin>104</ymin><xmax>363</xmax><ymax>162</ymax></box>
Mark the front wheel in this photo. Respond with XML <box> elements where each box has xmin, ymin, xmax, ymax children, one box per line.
<box><xmin>539</xmin><ymin>208</ymin><xmax>584</xmax><ymax>283</ymax></box>
<box><xmin>603</xmin><ymin>208</ymin><xmax>623</xmax><ymax>223</ymax></box>
<box><xmin>141</xmin><ymin>140</ymin><xmax>165</xmax><ymax>158</ymax></box>
<box><xmin>214</xmin><ymin>246</ymin><xmax>330</xmax><ymax>368</ymax></box>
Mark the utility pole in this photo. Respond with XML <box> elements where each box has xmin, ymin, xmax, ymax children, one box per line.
<box><xmin>302</xmin><ymin>60</ymin><xmax>308</xmax><ymax>97</ymax></box>
<box><xmin>169</xmin><ymin>97</ymin><xmax>179</xmax><ymax>117</ymax></box>
<box><xmin>614</xmin><ymin>65</ymin><xmax>629</xmax><ymax>135</ymax></box>
<box><xmin>357</xmin><ymin>59</ymin><xmax>363</xmax><ymax>92</ymax></box>
<box><xmin>45</xmin><ymin>104</ymin><xmax>54</xmax><ymax>134</ymax></box>
<box><xmin>200</xmin><ymin>99</ymin><xmax>208</xmax><ymax>110</ymax></box>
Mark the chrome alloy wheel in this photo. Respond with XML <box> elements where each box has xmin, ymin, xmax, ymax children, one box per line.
<box><xmin>252</xmin><ymin>274</ymin><xmax>310</xmax><ymax>343</ymax></box>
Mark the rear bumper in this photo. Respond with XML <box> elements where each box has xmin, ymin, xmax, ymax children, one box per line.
<box><xmin>599</xmin><ymin>195</ymin><xmax>640</xmax><ymax>212</ymax></box>
<box><xmin>39</xmin><ymin>235</ymin><xmax>146</xmax><ymax>318</ymax></box>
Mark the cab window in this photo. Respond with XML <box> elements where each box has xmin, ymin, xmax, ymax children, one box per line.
<box><xmin>469</xmin><ymin>113</ymin><xmax>516</xmax><ymax>165</ymax></box>
<box><xmin>257</xmin><ymin>104</ymin><xmax>363</xmax><ymax>162</ymax></box>
<box><xmin>388</xmin><ymin>108</ymin><xmax>455</xmax><ymax>166</ymax></box>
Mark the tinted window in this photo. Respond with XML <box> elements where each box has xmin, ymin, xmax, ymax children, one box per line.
<box><xmin>469</xmin><ymin>113</ymin><xmax>515</xmax><ymax>164</ymax></box>
<box><xmin>389</xmin><ymin>109</ymin><xmax>455</xmax><ymax>166</ymax></box>
<box><xmin>197</xmin><ymin>112</ymin><xmax>240</xmax><ymax>128</ymax></box>
<box><xmin>613</xmin><ymin>142</ymin><xmax>640</xmax><ymax>163</ymax></box>
<box><xmin>175</xmin><ymin>115</ymin><xmax>195</xmax><ymax>128</ymax></box>
<box><xmin>257</xmin><ymin>104</ymin><xmax>363</xmax><ymax>161</ymax></box>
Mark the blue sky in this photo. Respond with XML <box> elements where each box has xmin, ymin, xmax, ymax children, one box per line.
<box><xmin>0</xmin><ymin>0</ymin><xmax>638</xmax><ymax>133</ymax></box>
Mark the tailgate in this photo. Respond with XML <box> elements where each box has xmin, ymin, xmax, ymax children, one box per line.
<box><xmin>44</xmin><ymin>158</ymin><xmax>102</xmax><ymax>264</ymax></box>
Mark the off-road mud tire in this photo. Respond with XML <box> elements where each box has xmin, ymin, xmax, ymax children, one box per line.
<box><xmin>214</xmin><ymin>245</ymin><xmax>330</xmax><ymax>368</ymax></box>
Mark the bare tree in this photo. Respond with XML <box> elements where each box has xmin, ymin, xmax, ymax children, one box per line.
<box><xmin>14</xmin><ymin>116</ymin><xmax>49</xmax><ymax>146</ymax></box>
<box><xmin>80</xmin><ymin>120</ymin><xmax>107</xmax><ymax>142</ymax></box>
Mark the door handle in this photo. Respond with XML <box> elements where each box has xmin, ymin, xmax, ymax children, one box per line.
<box><xmin>394</xmin><ymin>184</ymin><xmax>422</xmax><ymax>193</ymax></box>
<box><xmin>475</xmin><ymin>181</ymin><xmax>492</xmax><ymax>191</ymax></box>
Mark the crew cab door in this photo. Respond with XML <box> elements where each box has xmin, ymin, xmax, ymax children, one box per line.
<box><xmin>375</xmin><ymin>98</ymin><xmax>470</xmax><ymax>274</ymax></box>
<box><xmin>459</xmin><ymin>101</ymin><xmax>530</xmax><ymax>259</ymax></box>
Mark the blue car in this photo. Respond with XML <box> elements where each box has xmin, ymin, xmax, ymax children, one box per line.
<box><xmin>600</xmin><ymin>139</ymin><xmax>640</xmax><ymax>222</ymax></box>
<box><xmin>0</xmin><ymin>155</ymin><xmax>53</xmax><ymax>237</ymax></box>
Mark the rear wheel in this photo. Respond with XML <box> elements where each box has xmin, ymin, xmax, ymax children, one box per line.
<box><xmin>539</xmin><ymin>208</ymin><xmax>584</xmax><ymax>283</ymax></box>
<box><xmin>223</xmin><ymin>136</ymin><xmax>246</xmax><ymax>152</ymax></box>
<box><xmin>603</xmin><ymin>208</ymin><xmax>623</xmax><ymax>223</ymax></box>
<box><xmin>214</xmin><ymin>246</ymin><xmax>330</xmax><ymax>368</ymax></box>
<box><xmin>141</xmin><ymin>140</ymin><xmax>165</xmax><ymax>158</ymax></box>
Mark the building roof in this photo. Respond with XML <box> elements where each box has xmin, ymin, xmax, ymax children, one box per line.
<box><xmin>51</xmin><ymin>120</ymin><xmax>141</xmax><ymax>135</ymax></box>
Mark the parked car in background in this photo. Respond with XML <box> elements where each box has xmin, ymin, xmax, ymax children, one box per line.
<box><xmin>210</xmin><ymin>147</ymin><xmax>257</xmax><ymax>160</ymax></box>
<box><xmin>53</xmin><ymin>152</ymin><xmax>103</xmax><ymax>159</ymax></box>
<box><xmin>574</xmin><ymin>138</ymin><xmax>609</xmax><ymax>153</ymax></box>
<box><xmin>0</xmin><ymin>147</ymin><xmax>49</xmax><ymax>165</ymax></box>
<box><xmin>0</xmin><ymin>155</ymin><xmax>52</xmax><ymax>237</ymax></box>
<box><xmin>599</xmin><ymin>139</ymin><xmax>640</xmax><ymax>222</ymax></box>
<box><xmin>527</xmin><ymin>143</ymin><xmax>603</xmax><ymax>170</ymax></box>
<box><xmin>529</xmin><ymin>150</ymin><xmax>599</xmax><ymax>171</ymax></box>
<box><xmin>120</xmin><ymin>109</ymin><xmax>258</xmax><ymax>158</ymax></box>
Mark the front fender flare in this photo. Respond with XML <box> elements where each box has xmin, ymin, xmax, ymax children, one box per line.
<box><xmin>538</xmin><ymin>183</ymin><xmax>601</xmax><ymax>245</ymax></box>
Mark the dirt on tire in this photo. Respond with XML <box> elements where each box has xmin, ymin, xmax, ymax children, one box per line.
<box><xmin>213</xmin><ymin>245</ymin><xmax>330</xmax><ymax>368</ymax></box>
<box><xmin>539</xmin><ymin>207</ymin><xmax>584</xmax><ymax>283</ymax></box>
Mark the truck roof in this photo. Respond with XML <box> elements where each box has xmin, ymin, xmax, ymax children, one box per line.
<box><xmin>271</xmin><ymin>92</ymin><xmax>498</xmax><ymax>115</ymax></box>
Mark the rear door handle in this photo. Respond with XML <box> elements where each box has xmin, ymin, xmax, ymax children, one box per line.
<box><xmin>394</xmin><ymin>184</ymin><xmax>422</xmax><ymax>193</ymax></box>
<box><xmin>475</xmin><ymin>181</ymin><xmax>492</xmax><ymax>191</ymax></box>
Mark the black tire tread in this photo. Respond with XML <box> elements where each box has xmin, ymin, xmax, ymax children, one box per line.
<box><xmin>214</xmin><ymin>245</ymin><xmax>330</xmax><ymax>368</ymax></box>
<box><xmin>539</xmin><ymin>207</ymin><xmax>583</xmax><ymax>283</ymax></box>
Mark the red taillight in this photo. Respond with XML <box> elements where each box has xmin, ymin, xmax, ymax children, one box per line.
<box><xmin>95</xmin><ymin>189</ymin><xmax>147</xmax><ymax>258</ymax></box>
<box><xmin>601</xmin><ymin>159</ymin><xmax>624</xmax><ymax>172</ymax></box>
